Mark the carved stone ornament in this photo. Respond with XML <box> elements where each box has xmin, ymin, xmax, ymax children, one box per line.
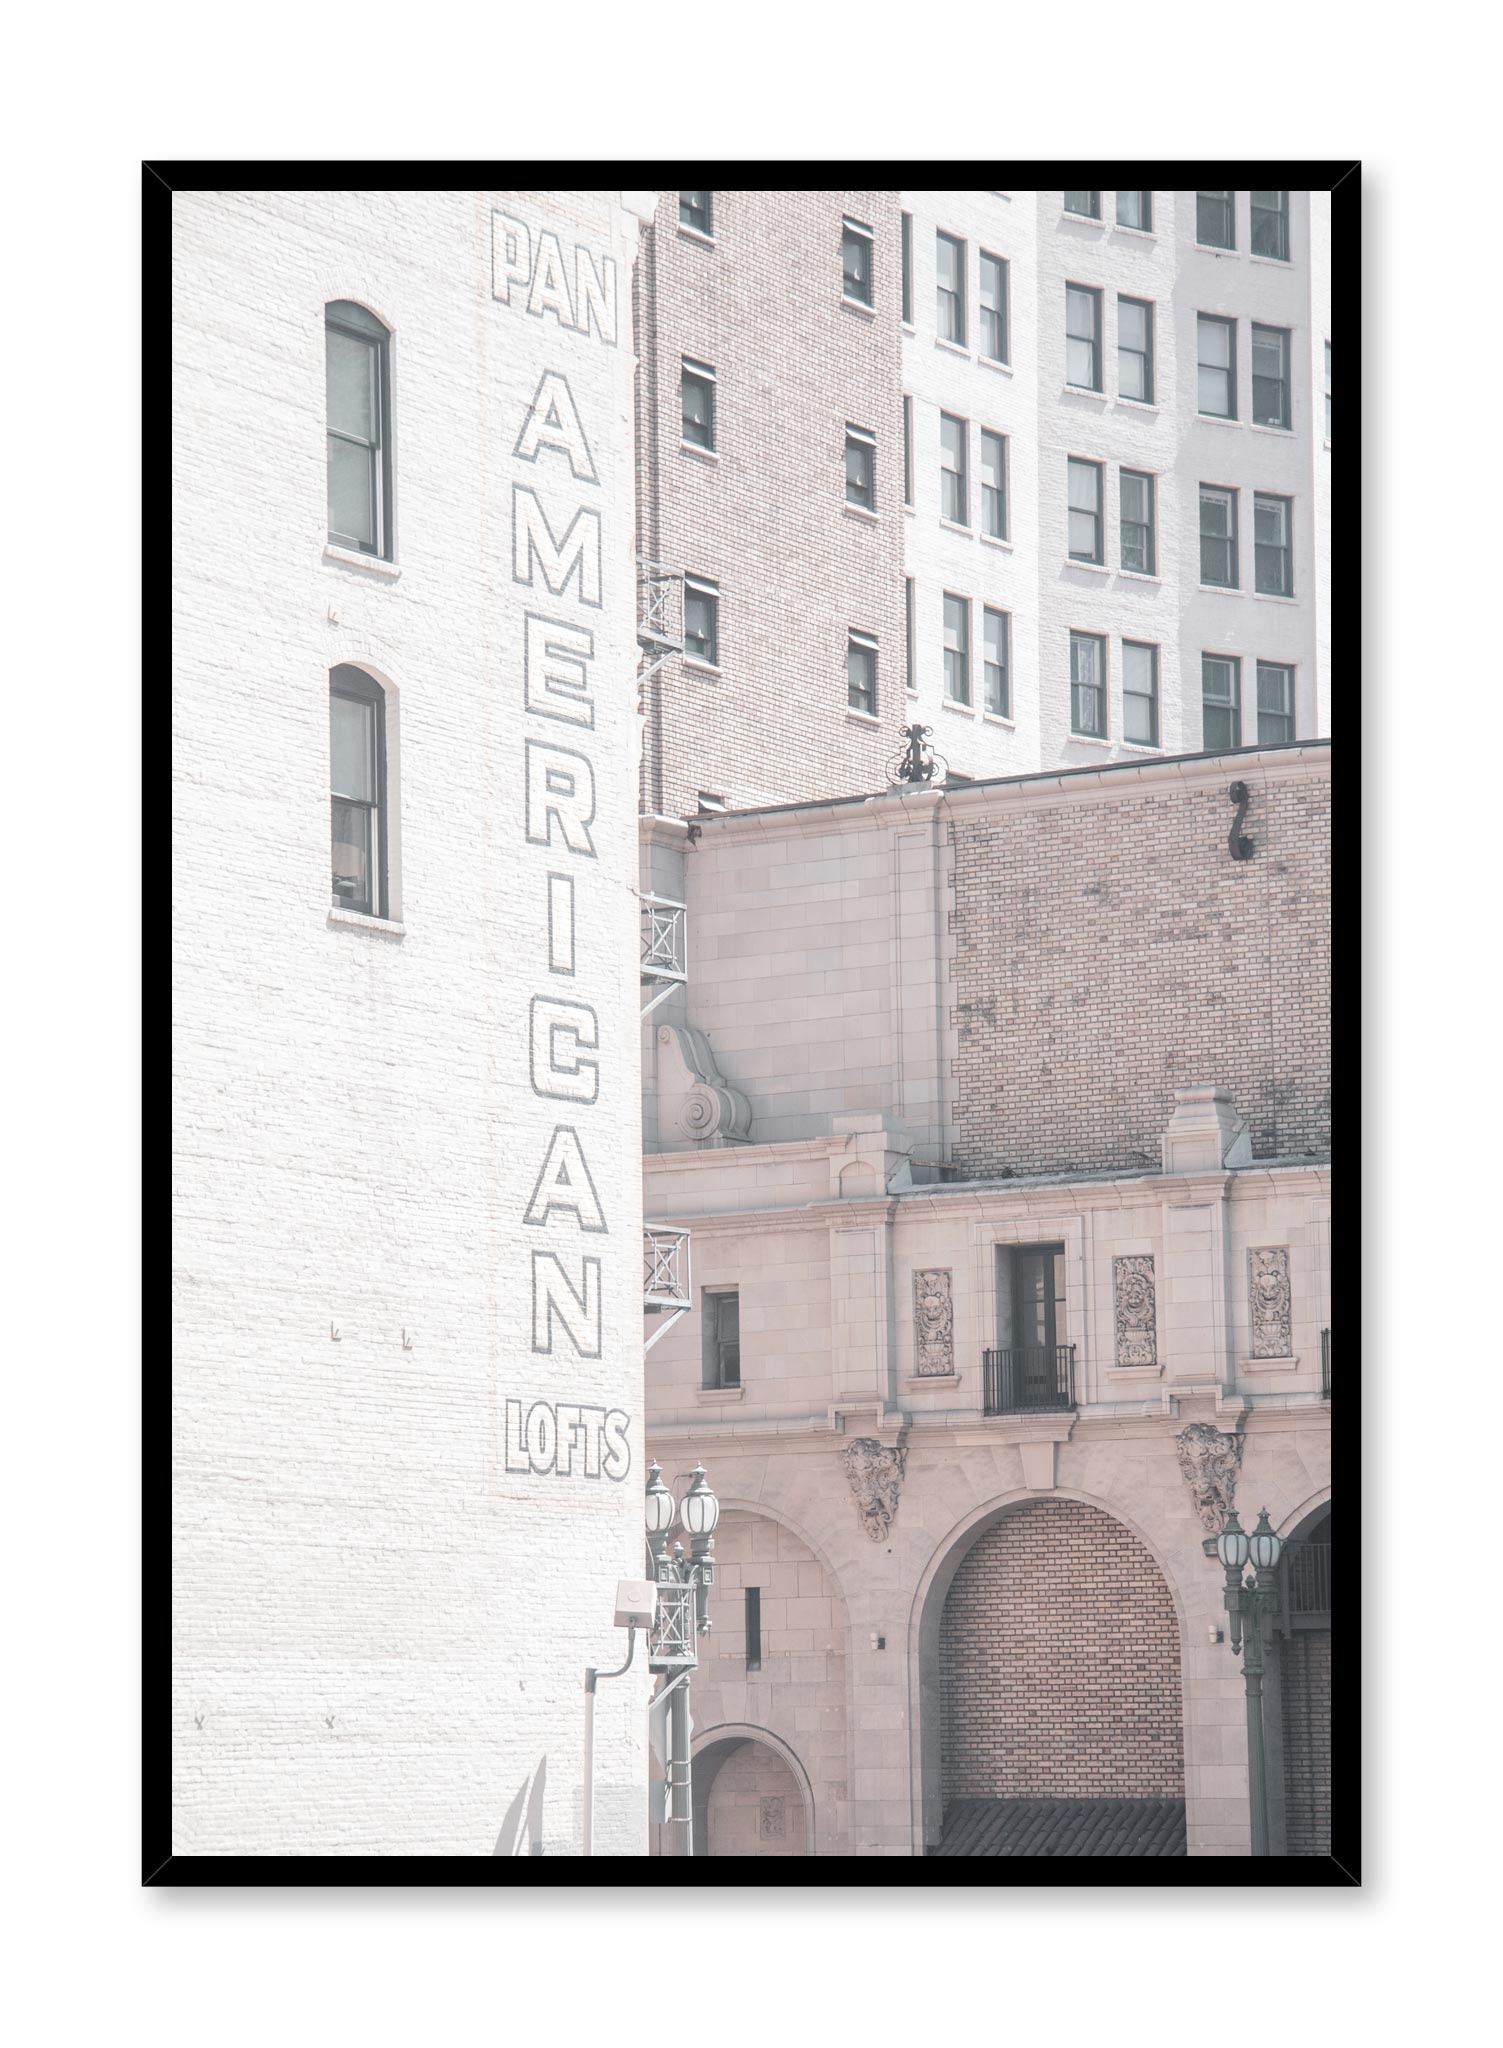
<box><xmin>1113</xmin><ymin>1255</ymin><xmax>1157</xmax><ymax>1367</ymax></box>
<box><xmin>913</xmin><ymin>1269</ymin><xmax>955</xmax><ymax>1375</ymax></box>
<box><xmin>656</xmin><ymin>1024</ymin><xmax>752</xmax><ymax>1146</ymax></box>
<box><xmin>1175</xmin><ymin>1423</ymin><xmax>1244</xmax><ymax>1535</ymax></box>
<box><xmin>844</xmin><ymin>1438</ymin><xmax>907</xmax><ymax>1542</ymax></box>
<box><xmin>1249</xmin><ymin>1247</ymin><xmax>1292</xmax><ymax>1358</ymax></box>
<box><xmin>759</xmin><ymin>1796</ymin><xmax>785</xmax><ymax>1840</ymax></box>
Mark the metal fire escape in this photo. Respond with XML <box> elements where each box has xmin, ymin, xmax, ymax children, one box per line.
<box><xmin>644</xmin><ymin>1224</ymin><xmax>692</xmax><ymax>1355</ymax></box>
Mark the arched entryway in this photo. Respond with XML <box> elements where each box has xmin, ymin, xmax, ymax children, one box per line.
<box><xmin>690</xmin><ymin>1732</ymin><xmax>812</xmax><ymax>1856</ymax></box>
<box><xmin>923</xmin><ymin>1495</ymin><xmax>1187</xmax><ymax>1855</ymax></box>
<box><xmin>1274</xmin><ymin>1500</ymin><xmax>1332</xmax><ymax>1856</ymax></box>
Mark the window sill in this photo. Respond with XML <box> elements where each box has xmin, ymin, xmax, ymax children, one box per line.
<box><xmin>1197</xmin><ymin>412</ymin><xmax>1242</xmax><ymax>428</ymax></box>
<box><xmin>905</xmin><ymin>1373</ymin><xmax>961</xmax><ymax>1390</ymax></box>
<box><xmin>934</xmin><ymin>337</ymin><xmax>970</xmax><ymax>359</ymax></box>
<box><xmin>940</xmin><ymin>696</ymin><xmax>976</xmax><ymax>717</ymax></box>
<box><xmin>680</xmin><ymin>441</ymin><xmax>719</xmax><ymax>463</ymax></box>
<box><xmin>1324</xmin><ymin>440</ymin><xmax>1332</xmax><ymax>452</ymax></box>
<box><xmin>1116</xmin><ymin>569</ymin><xmax>1161</xmax><ymax>585</ymax></box>
<box><xmin>1195</xmin><ymin>242</ymin><xmax>1237</xmax><ymax>257</ymax></box>
<box><xmin>1254</xmin><ymin>590</ymin><xmax>1299</xmax><ymax>606</ymax></box>
<box><xmin>1249</xmin><ymin>422</ymin><xmax>1295</xmax><ymax>438</ymax></box>
<box><xmin>1061</xmin><ymin>213</ymin><xmax>1104</xmax><ymax>227</ymax></box>
<box><xmin>1066</xmin><ymin>733</ymin><xmax>1114</xmax><ymax>749</ymax></box>
<box><xmin>980</xmin><ymin>532</ymin><xmax>1012</xmax><ymax>552</ymax></box>
<box><xmin>979</xmin><ymin>356</ymin><xmax>1012</xmax><ymax>375</ymax></box>
<box><xmin>1065</xmin><ymin>558</ymin><xmax>1110</xmax><ymax>575</ymax></box>
<box><xmin>841</xmin><ymin>297</ymin><xmax>876</xmax><ymax>319</ymax></box>
<box><xmin>846</xmin><ymin>708</ymin><xmax>881</xmax><ymax>727</ymax></box>
<box><xmin>697</xmin><ymin>1384</ymin><xmax>745</xmax><ymax>1403</ymax></box>
<box><xmin>1119</xmin><ymin>739</ymin><xmax>1162</xmax><ymax>756</ymax></box>
<box><xmin>982</xmin><ymin>712</ymin><xmax>1016</xmax><ymax>729</ymax></box>
<box><xmin>1110</xmin><ymin>225</ymin><xmax>1157</xmax><ymax>243</ymax></box>
<box><xmin>323</xmin><ymin>544</ymin><xmax>401</xmax><ymax>579</ymax></box>
<box><xmin>328</xmin><ymin>908</ymin><xmax>405</xmax><ymax>938</ymax></box>
<box><xmin>938</xmin><ymin>518</ymin><xmax>973</xmax><ymax>537</ymax></box>
<box><xmin>843</xmin><ymin>502</ymin><xmax>880</xmax><ymax>525</ymax></box>
<box><xmin>678</xmin><ymin>225</ymin><xmax>716</xmax><ymax>249</ymax></box>
<box><xmin>1241</xmin><ymin>1353</ymin><xmax>1300</xmax><ymax>1374</ymax></box>
<box><xmin>1116</xmin><ymin>397</ymin><xmax>1159</xmax><ymax>414</ymax></box>
<box><xmin>901</xmin><ymin>321</ymin><xmax>916</xmax><ymax>336</ymax></box>
<box><xmin>1198</xmin><ymin>583</ymin><xmax>1242</xmax><ymax>597</ymax></box>
<box><xmin>1248</xmin><ymin>254</ymin><xmax>1294</xmax><ymax>269</ymax></box>
<box><xmin>1062</xmin><ymin>384</ymin><xmax>1106</xmax><ymax>401</ymax></box>
<box><xmin>903</xmin><ymin>502</ymin><xmax>915</xmax><ymax>517</ymax></box>
<box><xmin>682</xmin><ymin>658</ymin><xmax>723</xmax><ymax>678</ymax></box>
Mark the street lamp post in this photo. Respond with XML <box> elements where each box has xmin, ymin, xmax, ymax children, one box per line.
<box><xmin>1216</xmin><ymin>1505</ymin><xmax>1284</xmax><ymax>1857</ymax></box>
<box><xmin>645</xmin><ymin>1458</ymin><xmax>719</xmax><ymax>1856</ymax></box>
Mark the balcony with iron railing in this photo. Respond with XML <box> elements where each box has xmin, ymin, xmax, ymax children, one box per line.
<box><xmin>981</xmin><ymin>1345</ymin><xmax>1076</xmax><ymax>1417</ymax></box>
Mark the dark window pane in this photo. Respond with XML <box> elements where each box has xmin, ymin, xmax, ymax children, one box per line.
<box><xmin>901</xmin><ymin>213</ymin><xmax>913</xmax><ymax>325</ymax></box>
<box><xmin>1064</xmin><ymin>190</ymin><xmax>1099</xmax><ymax>217</ymax></box>
<box><xmin>1251</xmin><ymin>325</ymin><xmax>1290</xmax><ymax>429</ymax></box>
<box><xmin>943</xmin><ymin>593</ymin><xmax>969</xmax><ymax>703</ymax></box>
<box><xmin>1251</xmin><ymin>191</ymin><xmax>1289</xmax><ymax>260</ymax></box>
<box><xmin>1202</xmin><ymin>657</ymin><xmax>1240</xmax><ymax>749</ymax></box>
<box><xmin>980</xmin><ymin>253</ymin><xmax>1007</xmax><ymax>361</ymax></box>
<box><xmin>326</xmin><ymin>329</ymin><xmax>377</xmax><ymax>441</ymax></box>
<box><xmin>327</xmin><ymin>436</ymin><xmax>376</xmax><ymax>549</ymax></box>
<box><xmin>937</xmin><ymin>231</ymin><xmax>966</xmax><ymax>344</ymax></box>
<box><xmin>843</xmin><ymin>224</ymin><xmax>873</xmax><ymax>305</ymax></box>
<box><xmin>684</xmin><ymin>585</ymin><xmax>719</xmax><ymax>664</ymax></box>
<box><xmin>1071</xmin><ymin>634</ymin><xmax>1105</xmax><ymax>735</ymax></box>
<box><xmin>331</xmin><ymin>798</ymin><xmax>373</xmax><ymax>915</ymax></box>
<box><xmin>681</xmin><ymin>365</ymin><xmax>714</xmax><ymax>449</ymax></box>
<box><xmin>1123</xmin><ymin>642</ymin><xmax>1157</xmax><ymax>745</ymax></box>
<box><xmin>983</xmin><ymin>608</ymin><xmax>1009</xmax><ymax>717</ymax></box>
<box><xmin>1199</xmin><ymin>489</ymin><xmax>1237</xmax><ymax>587</ymax></box>
<box><xmin>1197</xmin><ymin>191</ymin><xmax>1235</xmax><ymax>249</ymax></box>
<box><xmin>1257</xmin><ymin>662</ymin><xmax>1295</xmax><ymax>743</ymax></box>
<box><xmin>1116</xmin><ymin>190</ymin><xmax>1151</xmax><ymax>230</ymax></box>
<box><xmin>845</xmin><ymin>433</ymin><xmax>875</xmax><ymax>510</ymax></box>
<box><xmin>679</xmin><ymin>191</ymin><xmax>712</xmax><ymax>234</ymax></box>
<box><xmin>941</xmin><ymin>413</ymin><xmax>968</xmax><ymax>524</ymax></box>
<box><xmin>848</xmin><ymin>637</ymin><xmax>877</xmax><ymax>713</ymax></box>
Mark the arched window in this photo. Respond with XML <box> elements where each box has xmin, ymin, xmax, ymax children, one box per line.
<box><xmin>325</xmin><ymin>301</ymin><xmax>392</xmax><ymax>558</ymax></box>
<box><xmin>330</xmin><ymin>665</ymin><xmax>387</xmax><ymax>917</ymax></box>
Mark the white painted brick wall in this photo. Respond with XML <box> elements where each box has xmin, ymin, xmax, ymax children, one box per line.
<box><xmin>172</xmin><ymin>189</ymin><xmax>652</xmax><ymax>1855</ymax></box>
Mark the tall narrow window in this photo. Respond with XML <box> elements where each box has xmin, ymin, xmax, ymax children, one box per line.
<box><xmin>842</xmin><ymin>217</ymin><xmax>874</xmax><ymax>306</ymax></box>
<box><xmin>1120</xmin><ymin>469</ymin><xmax>1156</xmax><ymax>574</ymax></box>
<box><xmin>980</xmin><ymin>251</ymin><xmax>1008</xmax><ymax>363</ymax></box>
<box><xmin>1197</xmin><ymin>190</ymin><xmax>1235</xmax><ymax>250</ymax></box>
<box><xmin>943</xmin><ymin>593</ymin><xmax>971</xmax><ymax>704</ymax></box>
<box><xmin>1070</xmin><ymin>632</ymin><xmax>1107</xmax><ymax>737</ymax></box>
<box><xmin>901</xmin><ymin>212</ymin><xmax>914</xmax><ymax>325</ymax></box>
<box><xmin>1202</xmin><ymin>655</ymin><xmax>1241</xmax><ymax>750</ymax></box>
<box><xmin>1251</xmin><ymin>190</ymin><xmax>1290</xmax><ymax>261</ymax></box>
<box><xmin>704</xmin><ymin>1290</ymin><xmax>741</xmax><ymax>1388</ymax></box>
<box><xmin>1254</xmin><ymin>494</ymin><xmax>1293</xmax><ymax>595</ymax></box>
<box><xmin>845</xmin><ymin>424</ymin><xmax>876</xmax><ymax>511</ymax></box>
<box><xmin>330</xmin><ymin>665</ymin><xmax>387</xmax><ymax>917</ymax></box>
<box><xmin>1325</xmin><ymin>341</ymin><xmax>1332</xmax><ymax>441</ymax></box>
<box><xmin>980</xmin><ymin>430</ymin><xmax>1007</xmax><ymax>539</ymax></box>
<box><xmin>940</xmin><ymin>412</ymin><xmax>969</xmax><ymax>525</ymax></box>
<box><xmin>1118</xmin><ymin>295</ymin><xmax>1154</xmax><ymax>403</ymax></box>
<box><xmin>902</xmin><ymin>396</ymin><xmax>913</xmax><ymax>507</ymax></box>
<box><xmin>681</xmin><ymin>357</ymin><xmax>716</xmax><ymax>450</ymax></box>
<box><xmin>1251</xmin><ymin>324</ymin><xmax>1291</xmax><ymax>429</ymax></box>
<box><xmin>1067</xmin><ymin>457</ymin><xmax>1103</xmax><ymax>563</ymax></box>
<box><xmin>1123</xmin><ymin>641</ymin><xmax>1159</xmax><ymax>746</ymax></box>
<box><xmin>683</xmin><ymin>577</ymin><xmax>720</xmax><ymax>666</ymax></box>
<box><xmin>904</xmin><ymin>578</ymin><xmax>916</xmax><ymax>693</ymax></box>
<box><xmin>1066</xmin><ymin>284</ymin><xmax>1102</xmax><ymax>389</ymax></box>
<box><xmin>1116</xmin><ymin>190</ymin><xmax>1152</xmax><ymax>230</ymax></box>
<box><xmin>325</xmin><ymin>302</ymin><xmax>391</xmax><ymax>558</ymax></box>
<box><xmin>679</xmin><ymin>191</ymin><xmax>713</xmax><ymax>237</ymax></box>
<box><xmin>745</xmin><ymin>1585</ymin><xmax>762</xmax><ymax>1672</ymax></box>
<box><xmin>847</xmin><ymin>630</ymin><xmax>877</xmax><ymax>715</ymax></box>
<box><xmin>1064</xmin><ymin>190</ymin><xmax>1100</xmax><ymax>218</ymax></box>
<box><xmin>983</xmin><ymin>607</ymin><xmax>1010</xmax><ymax>717</ymax></box>
<box><xmin>1199</xmin><ymin>485</ymin><xmax>1239</xmax><ymax>587</ymax></box>
<box><xmin>1257</xmin><ymin>662</ymin><xmax>1296</xmax><ymax>744</ymax></box>
<box><xmin>1197</xmin><ymin>314</ymin><xmax>1237</xmax><ymax>418</ymax></box>
<box><xmin>936</xmin><ymin>231</ymin><xmax>967</xmax><ymax>345</ymax></box>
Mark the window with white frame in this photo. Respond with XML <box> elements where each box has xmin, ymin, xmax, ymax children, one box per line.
<box><xmin>842</xmin><ymin>217</ymin><xmax>874</xmax><ymax>306</ymax></box>
<box><xmin>1066</xmin><ymin>283</ymin><xmax>1102</xmax><ymax>389</ymax></box>
<box><xmin>1120</xmin><ymin>468</ymin><xmax>1156</xmax><ymax>575</ymax></box>
<box><xmin>1197</xmin><ymin>314</ymin><xmax>1237</xmax><ymax>418</ymax></box>
<box><xmin>683</xmin><ymin>577</ymin><xmax>720</xmax><ymax>666</ymax></box>
<box><xmin>1251</xmin><ymin>324</ymin><xmax>1291</xmax><ymax>429</ymax></box>
<box><xmin>1251</xmin><ymin>190</ymin><xmax>1290</xmax><ymax>261</ymax></box>
<box><xmin>1257</xmin><ymin>662</ymin><xmax>1295</xmax><ymax>744</ymax></box>
<box><xmin>980</xmin><ymin>430</ymin><xmax>1007</xmax><ymax>540</ymax></box>
<box><xmin>1122</xmin><ymin>640</ymin><xmax>1159</xmax><ymax>747</ymax></box>
<box><xmin>845</xmin><ymin>424</ymin><xmax>876</xmax><ymax>511</ymax></box>
<box><xmin>937</xmin><ymin>230</ymin><xmax>966</xmax><ymax>345</ymax></box>
<box><xmin>1199</xmin><ymin>485</ymin><xmax>1239</xmax><ymax>588</ymax></box>
<box><xmin>1118</xmin><ymin>295</ymin><xmax>1153</xmax><ymax>403</ymax></box>
<box><xmin>1197</xmin><ymin>190</ymin><xmax>1235</xmax><ymax>249</ymax></box>
<box><xmin>983</xmin><ymin>607</ymin><xmax>1010</xmax><ymax>718</ymax></box>
<box><xmin>330</xmin><ymin>665</ymin><xmax>388</xmax><ymax>917</ymax></box>
<box><xmin>847</xmin><ymin>630</ymin><xmax>877</xmax><ymax>715</ymax></box>
<box><xmin>1202</xmin><ymin>654</ymin><xmax>1241</xmax><ymax>750</ymax></box>
<box><xmin>1254</xmin><ymin>494</ymin><xmax>1293</xmax><ymax>595</ymax></box>
<box><xmin>1067</xmin><ymin>457</ymin><xmax>1103</xmax><ymax>563</ymax></box>
<box><xmin>681</xmin><ymin>357</ymin><xmax>716</xmax><ymax>450</ymax></box>
<box><xmin>943</xmin><ymin>592</ymin><xmax>971</xmax><ymax>704</ymax></box>
<box><xmin>980</xmin><ymin>251</ymin><xmax>1008</xmax><ymax>362</ymax></box>
<box><xmin>1070</xmin><ymin>631</ymin><xmax>1107</xmax><ymax>737</ymax></box>
<box><xmin>940</xmin><ymin>412</ymin><xmax>969</xmax><ymax>525</ymax></box>
<box><xmin>326</xmin><ymin>301</ymin><xmax>392</xmax><ymax>559</ymax></box>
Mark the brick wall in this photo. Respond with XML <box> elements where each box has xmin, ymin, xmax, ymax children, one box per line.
<box><xmin>940</xmin><ymin>1499</ymin><xmax>1184</xmax><ymax>1800</ymax></box>
<box><xmin>1281</xmin><ymin>1631</ymin><xmax>1332</xmax><ymax>1855</ymax></box>
<box><xmin>636</xmin><ymin>190</ymin><xmax>904</xmax><ymax>818</ymax></box>
<box><xmin>950</xmin><ymin>752</ymin><xmax>1330</xmax><ymax>1177</ymax></box>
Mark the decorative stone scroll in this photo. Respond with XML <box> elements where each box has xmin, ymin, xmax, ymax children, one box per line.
<box><xmin>1175</xmin><ymin>1422</ymin><xmax>1244</xmax><ymax>1536</ymax></box>
<box><xmin>1249</xmin><ymin>1248</ymin><xmax>1292</xmax><ymax>1358</ymax></box>
<box><xmin>844</xmin><ymin>1438</ymin><xmax>907</xmax><ymax>1543</ymax></box>
<box><xmin>1113</xmin><ymin>1255</ymin><xmax>1157</xmax><ymax>1367</ymax></box>
<box><xmin>913</xmin><ymin>1269</ymin><xmax>955</xmax><ymax>1375</ymax></box>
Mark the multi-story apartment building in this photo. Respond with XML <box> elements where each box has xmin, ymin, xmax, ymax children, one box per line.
<box><xmin>172</xmin><ymin>187</ymin><xmax>657</xmax><ymax>1856</ymax></box>
<box><xmin>640</xmin><ymin>743</ymin><xmax>1332</xmax><ymax>1856</ymax></box>
<box><xmin>637</xmin><ymin>188</ymin><xmax>1332</xmax><ymax>814</ymax></box>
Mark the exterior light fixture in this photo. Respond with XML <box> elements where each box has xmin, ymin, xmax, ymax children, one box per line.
<box><xmin>644</xmin><ymin>1459</ymin><xmax>677</xmax><ymax>1540</ymax></box>
<box><xmin>1248</xmin><ymin>1506</ymin><xmax>1283</xmax><ymax>1573</ymax></box>
<box><xmin>678</xmin><ymin>1462</ymin><xmax>720</xmax><ymax>1540</ymax></box>
<box><xmin>643</xmin><ymin>1455</ymin><xmax>720</xmax><ymax>1858</ymax></box>
<box><xmin>1216</xmin><ymin>1507</ymin><xmax>1250</xmax><ymax>1572</ymax></box>
<box><xmin>1216</xmin><ymin>1503</ymin><xmax>1287</xmax><ymax>1856</ymax></box>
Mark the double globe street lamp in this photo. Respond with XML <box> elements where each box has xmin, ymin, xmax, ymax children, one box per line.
<box><xmin>1216</xmin><ymin>1505</ymin><xmax>1284</xmax><ymax>1857</ymax></box>
<box><xmin>644</xmin><ymin>1458</ymin><xmax>720</xmax><ymax>1855</ymax></box>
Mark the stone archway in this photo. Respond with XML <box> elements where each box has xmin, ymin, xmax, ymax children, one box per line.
<box><xmin>927</xmin><ymin>1496</ymin><xmax>1186</xmax><ymax>1855</ymax></box>
<box><xmin>691</xmin><ymin>1732</ymin><xmax>811</xmax><ymax>1856</ymax></box>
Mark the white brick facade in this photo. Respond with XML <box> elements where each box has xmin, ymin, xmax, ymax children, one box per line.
<box><xmin>172</xmin><ymin>189</ymin><xmax>653</xmax><ymax>1855</ymax></box>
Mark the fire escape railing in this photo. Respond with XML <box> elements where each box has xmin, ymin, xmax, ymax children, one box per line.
<box><xmin>981</xmin><ymin>1345</ymin><xmax>1077</xmax><ymax>1416</ymax></box>
<box><xmin>641</xmin><ymin>896</ymin><xmax>687</xmax><ymax>1020</ymax></box>
<box><xmin>644</xmin><ymin>1225</ymin><xmax>692</xmax><ymax>1355</ymax></box>
<box><xmin>637</xmin><ymin>559</ymin><xmax>683</xmax><ymax>692</ymax></box>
